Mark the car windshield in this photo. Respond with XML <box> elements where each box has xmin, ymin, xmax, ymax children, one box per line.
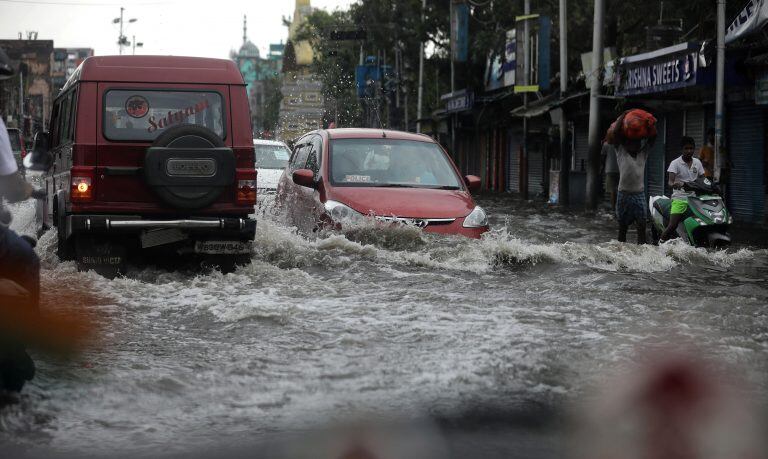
<box><xmin>7</xmin><ymin>131</ymin><xmax>21</xmax><ymax>152</ymax></box>
<box><xmin>330</xmin><ymin>138</ymin><xmax>462</xmax><ymax>189</ymax></box>
<box><xmin>103</xmin><ymin>90</ymin><xmax>225</xmax><ymax>142</ymax></box>
<box><xmin>255</xmin><ymin>144</ymin><xmax>290</xmax><ymax>169</ymax></box>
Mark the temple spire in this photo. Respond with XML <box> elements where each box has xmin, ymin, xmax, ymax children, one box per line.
<box><xmin>243</xmin><ymin>15</ymin><xmax>247</xmax><ymax>46</ymax></box>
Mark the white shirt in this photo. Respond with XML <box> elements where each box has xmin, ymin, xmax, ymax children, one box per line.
<box><xmin>0</xmin><ymin>118</ymin><xmax>19</xmax><ymax>175</ymax></box>
<box><xmin>667</xmin><ymin>155</ymin><xmax>704</xmax><ymax>199</ymax></box>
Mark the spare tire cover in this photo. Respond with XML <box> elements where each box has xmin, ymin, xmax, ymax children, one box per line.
<box><xmin>144</xmin><ymin>125</ymin><xmax>235</xmax><ymax>210</ymax></box>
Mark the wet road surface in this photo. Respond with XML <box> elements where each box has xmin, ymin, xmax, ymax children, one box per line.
<box><xmin>1</xmin><ymin>194</ymin><xmax>767</xmax><ymax>458</ymax></box>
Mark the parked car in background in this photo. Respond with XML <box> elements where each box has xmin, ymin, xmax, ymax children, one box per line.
<box><xmin>253</xmin><ymin>139</ymin><xmax>291</xmax><ymax>193</ymax></box>
<box><xmin>35</xmin><ymin>55</ymin><xmax>257</xmax><ymax>275</ymax></box>
<box><xmin>6</xmin><ymin>127</ymin><xmax>26</xmax><ymax>172</ymax></box>
<box><xmin>276</xmin><ymin>128</ymin><xmax>488</xmax><ymax>238</ymax></box>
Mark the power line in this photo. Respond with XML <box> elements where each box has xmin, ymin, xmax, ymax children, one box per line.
<box><xmin>0</xmin><ymin>0</ymin><xmax>175</xmax><ymax>6</ymax></box>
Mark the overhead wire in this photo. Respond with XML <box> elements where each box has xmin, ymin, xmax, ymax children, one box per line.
<box><xmin>0</xmin><ymin>0</ymin><xmax>176</xmax><ymax>5</ymax></box>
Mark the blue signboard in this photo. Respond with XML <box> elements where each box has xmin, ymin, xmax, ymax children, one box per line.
<box><xmin>615</xmin><ymin>42</ymin><xmax>704</xmax><ymax>96</ymax></box>
<box><xmin>451</xmin><ymin>1</ymin><xmax>469</xmax><ymax>63</ymax></box>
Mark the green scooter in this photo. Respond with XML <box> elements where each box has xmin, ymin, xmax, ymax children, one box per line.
<box><xmin>649</xmin><ymin>177</ymin><xmax>732</xmax><ymax>248</ymax></box>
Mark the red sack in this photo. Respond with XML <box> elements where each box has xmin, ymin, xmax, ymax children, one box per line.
<box><xmin>622</xmin><ymin>109</ymin><xmax>657</xmax><ymax>139</ymax></box>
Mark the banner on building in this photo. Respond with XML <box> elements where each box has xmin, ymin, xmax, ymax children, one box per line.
<box><xmin>514</xmin><ymin>14</ymin><xmax>551</xmax><ymax>93</ymax></box>
<box><xmin>484</xmin><ymin>29</ymin><xmax>516</xmax><ymax>92</ymax></box>
<box><xmin>726</xmin><ymin>0</ymin><xmax>768</xmax><ymax>44</ymax></box>
<box><xmin>451</xmin><ymin>1</ymin><xmax>469</xmax><ymax>62</ymax></box>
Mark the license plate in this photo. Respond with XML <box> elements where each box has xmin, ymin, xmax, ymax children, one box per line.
<box><xmin>194</xmin><ymin>241</ymin><xmax>250</xmax><ymax>254</ymax></box>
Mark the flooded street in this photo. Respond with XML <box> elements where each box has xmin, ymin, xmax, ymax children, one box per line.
<box><xmin>2</xmin><ymin>195</ymin><xmax>768</xmax><ymax>458</ymax></box>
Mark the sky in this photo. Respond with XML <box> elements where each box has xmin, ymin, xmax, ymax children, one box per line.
<box><xmin>0</xmin><ymin>0</ymin><xmax>356</xmax><ymax>58</ymax></box>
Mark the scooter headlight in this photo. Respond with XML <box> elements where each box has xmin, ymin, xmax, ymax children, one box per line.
<box><xmin>324</xmin><ymin>200</ymin><xmax>366</xmax><ymax>224</ymax></box>
<box><xmin>463</xmin><ymin>206</ymin><xmax>488</xmax><ymax>228</ymax></box>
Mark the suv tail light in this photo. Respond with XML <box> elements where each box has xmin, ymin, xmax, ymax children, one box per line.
<box><xmin>236</xmin><ymin>169</ymin><xmax>256</xmax><ymax>206</ymax></box>
<box><xmin>70</xmin><ymin>166</ymin><xmax>95</xmax><ymax>202</ymax></box>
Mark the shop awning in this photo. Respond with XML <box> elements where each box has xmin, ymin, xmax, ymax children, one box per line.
<box><xmin>509</xmin><ymin>90</ymin><xmax>589</xmax><ymax>118</ymax></box>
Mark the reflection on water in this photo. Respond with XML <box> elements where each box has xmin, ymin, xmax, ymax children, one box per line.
<box><xmin>1</xmin><ymin>196</ymin><xmax>767</xmax><ymax>457</ymax></box>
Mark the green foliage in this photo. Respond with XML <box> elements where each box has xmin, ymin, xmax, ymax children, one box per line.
<box><xmin>295</xmin><ymin>1</ymin><xmax>742</xmax><ymax>128</ymax></box>
<box><xmin>263</xmin><ymin>75</ymin><xmax>283</xmax><ymax>133</ymax></box>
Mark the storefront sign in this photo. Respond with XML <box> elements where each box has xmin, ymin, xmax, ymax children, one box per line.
<box><xmin>615</xmin><ymin>43</ymin><xmax>701</xmax><ymax>96</ymax></box>
<box><xmin>442</xmin><ymin>90</ymin><xmax>475</xmax><ymax>113</ymax></box>
<box><xmin>726</xmin><ymin>0</ymin><xmax>768</xmax><ymax>44</ymax></box>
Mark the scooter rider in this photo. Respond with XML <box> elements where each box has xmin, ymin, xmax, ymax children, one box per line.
<box><xmin>0</xmin><ymin>46</ymin><xmax>40</xmax><ymax>310</ymax></box>
<box><xmin>659</xmin><ymin>136</ymin><xmax>704</xmax><ymax>242</ymax></box>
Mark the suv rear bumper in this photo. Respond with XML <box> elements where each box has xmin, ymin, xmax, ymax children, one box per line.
<box><xmin>67</xmin><ymin>215</ymin><xmax>256</xmax><ymax>240</ymax></box>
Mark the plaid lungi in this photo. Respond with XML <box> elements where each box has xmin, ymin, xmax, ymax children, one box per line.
<box><xmin>615</xmin><ymin>191</ymin><xmax>646</xmax><ymax>226</ymax></box>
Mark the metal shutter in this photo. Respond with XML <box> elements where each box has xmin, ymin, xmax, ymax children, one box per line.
<box><xmin>528</xmin><ymin>144</ymin><xmax>544</xmax><ymax>196</ymax></box>
<box><xmin>728</xmin><ymin>104</ymin><xmax>765</xmax><ymax>223</ymax></box>
<box><xmin>507</xmin><ymin>132</ymin><xmax>521</xmax><ymax>193</ymax></box>
<box><xmin>645</xmin><ymin>116</ymin><xmax>666</xmax><ymax>198</ymax></box>
<box><xmin>685</xmin><ymin>109</ymin><xmax>706</xmax><ymax>149</ymax></box>
<box><xmin>574</xmin><ymin>122</ymin><xmax>589</xmax><ymax>172</ymax></box>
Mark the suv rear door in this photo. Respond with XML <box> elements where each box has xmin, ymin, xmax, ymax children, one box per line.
<box><xmin>95</xmin><ymin>84</ymin><xmax>232</xmax><ymax>209</ymax></box>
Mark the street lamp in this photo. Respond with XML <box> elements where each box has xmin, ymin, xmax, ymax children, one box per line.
<box><xmin>113</xmin><ymin>7</ymin><xmax>138</xmax><ymax>55</ymax></box>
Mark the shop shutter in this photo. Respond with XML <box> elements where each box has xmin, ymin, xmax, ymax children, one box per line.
<box><xmin>645</xmin><ymin>116</ymin><xmax>666</xmax><ymax>198</ymax></box>
<box><xmin>728</xmin><ymin>104</ymin><xmax>765</xmax><ymax>223</ymax></box>
<box><xmin>685</xmin><ymin>109</ymin><xmax>706</xmax><ymax>148</ymax></box>
<box><xmin>528</xmin><ymin>144</ymin><xmax>544</xmax><ymax>196</ymax></box>
<box><xmin>507</xmin><ymin>132</ymin><xmax>521</xmax><ymax>193</ymax></box>
<box><xmin>574</xmin><ymin>122</ymin><xmax>589</xmax><ymax>172</ymax></box>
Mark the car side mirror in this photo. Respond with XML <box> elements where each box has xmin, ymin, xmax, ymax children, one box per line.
<box><xmin>23</xmin><ymin>130</ymin><xmax>53</xmax><ymax>172</ymax></box>
<box><xmin>293</xmin><ymin>168</ymin><xmax>317</xmax><ymax>189</ymax></box>
<box><xmin>464</xmin><ymin>175</ymin><xmax>481</xmax><ymax>192</ymax></box>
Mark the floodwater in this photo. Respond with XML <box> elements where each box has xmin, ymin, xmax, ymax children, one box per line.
<box><xmin>1</xmin><ymin>195</ymin><xmax>767</xmax><ymax>458</ymax></box>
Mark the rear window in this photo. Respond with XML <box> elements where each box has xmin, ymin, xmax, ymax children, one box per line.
<box><xmin>103</xmin><ymin>89</ymin><xmax>225</xmax><ymax>141</ymax></box>
<box><xmin>255</xmin><ymin>144</ymin><xmax>290</xmax><ymax>169</ymax></box>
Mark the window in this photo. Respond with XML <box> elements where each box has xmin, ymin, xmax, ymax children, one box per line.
<box><xmin>290</xmin><ymin>143</ymin><xmax>310</xmax><ymax>171</ymax></box>
<box><xmin>255</xmin><ymin>144</ymin><xmax>291</xmax><ymax>169</ymax></box>
<box><xmin>330</xmin><ymin>139</ymin><xmax>462</xmax><ymax>189</ymax></box>
<box><xmin>306</xmin><ymin>136</ymin><xmax>322</xmax><ymax>175</ymax></box>
<box><xmin>103</xmin><ymin>89</ymin><xmax>225</xmax><ymax>142</ymax></box>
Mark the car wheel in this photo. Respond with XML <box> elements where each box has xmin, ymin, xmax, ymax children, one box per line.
<box><xmin>55</xmin><ymin>199</ymin><xmax>74</xmax><ymax>260</ymax></box>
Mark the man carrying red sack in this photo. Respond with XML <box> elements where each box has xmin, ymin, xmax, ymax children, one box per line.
<box><xmin>604</xmin><ymin>109</ymin><xmax>657</xmax><ymax>244</ymax></box>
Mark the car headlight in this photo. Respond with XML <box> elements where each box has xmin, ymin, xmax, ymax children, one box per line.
<box><xmin>324</xmin><ymin>200</ymin><xmax>366</xmax><ymax>224</ymax></box>
<box><xmin>462</xmin><ymin>206</ymin><xmax>488</xmax><ymax>228</ymax></box>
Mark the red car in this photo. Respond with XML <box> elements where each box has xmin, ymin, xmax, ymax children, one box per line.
<box><xmin>276</xmin><ymin>129</ymin><xmax>488</xmax><ymax>238</ymax></box>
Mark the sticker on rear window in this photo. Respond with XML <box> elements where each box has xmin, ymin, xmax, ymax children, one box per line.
<box><xmin>125</xmin><ymin>95</ymin><xmax>149</xmax><ymax>118</ymax></box>
<box><xmin>345</xmin><ymin>175</ymin><xmax>371</xmax><ymax>182</ymax></box>
<box><xmin>148</xmin><ymin>99</ymin><xmax>211</xmax><ymax>133</ymax></box>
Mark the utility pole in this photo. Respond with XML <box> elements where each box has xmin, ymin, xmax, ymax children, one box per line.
<box><xmin>558</xmin><ymin>0</ymin><xmax>569</xmax><ymax>205</ymax></box>
<box><xmin>119</xmin><ymin>7</ymin><xmax>124</xmax><ymax>55</ymax></box>
<box><xmin>715</xmin><ymin>0</ymin><xmax>726</xmax><ymax>183</ymax></box>
<box><xmin>416</xmin><ymin>0</ymin><xmax>426</xmax><ymax>133</ymax></box>
<box><xmin>585</xmin><ymin>0</ymin><xmax>605</xmax><ymax>210</ymax></box>
<box><xmin>522</xmin><ymin>0</ymin><xmax>531</xmax><ymax>200</ymax></box>
<box><xmin>450</xmin><ymin>0</ymin><xmax>456</xmax><ymax>160</ymax></box>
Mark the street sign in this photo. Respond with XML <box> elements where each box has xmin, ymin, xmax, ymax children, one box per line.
<box><xmin>441</xmin><ymin>90</ymin><xmax>475</xmax><ymax>113</ymax></box>
<box><xmin>514</xmin><ymin>14</ymin><xmax>551</xmax><ymax>93</ymax></box>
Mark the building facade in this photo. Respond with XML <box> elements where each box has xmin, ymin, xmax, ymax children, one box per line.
<box><xmin>277</xmin><ymin>0</ymin><xmax>324</xmax><ymax>143</ymax></box>
<box><xmin>0</xmin><ymin>38</ymin><xmax>54</xmax><ymax>137</ymax></box>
